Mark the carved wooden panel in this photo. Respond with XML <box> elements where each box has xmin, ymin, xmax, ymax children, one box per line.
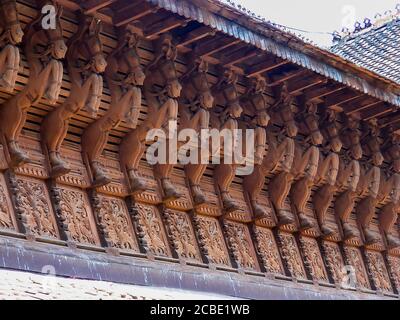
<box><xmin>343</xmin><ymin>246</ymin><xmax>370</xmax><ymax>290</ymax></box>
<box><xmin>223</xmin><ymin>220</ymin><xmax>259</xmax><ymax>271</ymax></box>
<box><xmin>299</xmin><ymin>236</ymin><xmax>328</xmax><ymax>282</ymax></box>
<box><xmin>364</xmin><ymin>251</ymin><xmax>393</xmax><ymax>293</ymax></box>
<box><xmin>51</xmin><ymin>186</ymin><xmax>100</xmax><ymax>246</ymax></box>
<box><xmin>387</xmin><ymin>255</ymin><xmax>400</xmax><ymax>292</ymax></box>
<box><xmin>252</xmin><ymin>226</ymin><xmax>284</xmax><ymax>275</ymax></box>
<box><xmin>164</xmin><ymin>169</ymin><xmax>193</xmax><ymax>211</ymax></box>
<box><xmin>192</xmin><ymin>215</ymin><xmax>230</xmax><ymax>266</ymax></box>
<box><xmin>55</xmin><ymin>146</ymin><xmax>91</xmax><ymax>188</ymax></box>
<box><xmin>0</xmin><ymin>145</ymin><xmax>7</xmax><ymax>170</ymax></box>
<box><xmin>93</xmin><ymin>195</ymin><xmax>139</xmax><ymax>251</ymax></box>
<box><xmin>133</xmin><ymin>202</ymin><xmax>171</xmax><ymax>257</ymax></box>
<box><xmin>322</xmin><ymin>241</ymin><xmax>345</xmax><ymax>284</ymax></box>
<box><xmin>132</xmin><ymin>162</ymin><xmax>162</xmax><ymax>204</ymax></box>
<box><xmin>162</xmin><ymin>209</ymin><xmax>201</xmax><ymax>262</ymax></box>
<box><xmin>277</xmin><ymin>231</ymin><xmax>307</xmax><ymax>279</ymax></box>
<box><xmin>11</xmin><ymin>176</ymin><xmax>58</xmax><ymax>239</ymax></box>
<box><xmin>96</xmin><ymin>154</ymin><xmax>128</xmax><ymax>196</ymax></box>
<box><xmin>0</xmin><ymin>173</ymin><xmax>16</xmax><ymax>232</ymax></box>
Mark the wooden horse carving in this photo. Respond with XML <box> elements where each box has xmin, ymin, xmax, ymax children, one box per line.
<box><xmin>378</xmin><ymin>128</ymin><xmax>400</xmax><ymax>249</ymax></box>
<box><xmin>119</xmin><ymin>33</ymin><xmax>181</xmax><ymax>196</ymax></box>
<box><xmin>289</xmin><ymin>101</ymin><xmax>324</xmax><ymax>230</ymax></box>
<box><xmin>247</xmin><ymin>83</ymin><xmax>298</xmax><ymax>222</ymax></box>
<box><xmin>81</xmin><ymin>28</ymin><xmax>145</xmax><ymax>188</ymax></box>
<box><xmin>155</xmin><ymin>55</ymin><xmax>214</xmax><ymax>205</ymax></box>
<box><xmin>0</xmin><ymin>0</ymin><xmax>23</xmax><ymax>92</ymax></box>
<box><xmin>355</xmin><ymin>119</ymin><xmax>384</xmax><ymax>245</ymax></box>
<box><xmin>313</xmin><ymin>108</ymin><xmax>342</xmax><ymax>237</ymax></box>
<box><xmin>41</xmin><ymin>14</ymin><xmax>107</xmax><ymax>178</ymax></box>
<box><xmin>211</xmin><ymin>67</ymin><xmax>243</xmax><ymax>213</ymax></box>
<box><xmin>334</xmin><ymin>114</ymin><xmax>363</xmax><ymax>240</ymax></box>
<box><xmin>0</xmin><ymin>0</ymin><xmax>66</xmax><ymax>168</ymax></box>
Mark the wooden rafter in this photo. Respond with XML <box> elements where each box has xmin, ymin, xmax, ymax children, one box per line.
<box><xmin>195</xmin><ymin>37</ymin><xmax>241</xmax><ymax>57</ymax></box>
<box><xmin>324</xmin><ymin>91</ymin><xmax>366</xmax><ymax>108</ymax></box>
<box><xmin>288</xmin><ymin>76</ymin><xmax>326</xmax><ymax>95</ymax></box>
<box><xmin>113</xmin><ymin>1</ymin><xmax>158</xmax><ymax>27</ymax></box>
<box><xmin>176</xmin><ymin>26</ymin><xmax>215</xmax><ymax>48</ymax></box>
<box><xmin>345</xmin><ymin>99</ymin><xmax>383</xmax><ymax>115</ymax></box>
<box><xmin>82</xmin><ymin>0</ymin><xmax>118</xmax><ymax>14</ymax></box>
<box><xmin>303</xmin><ymin>83</ymin><xmax>346</xmax><ymax>102</ymax></box>
<box><xmin>246</xmin><ymin>58</ymin><xmax>290</xmax><ymax>77</ymax></box>
<box><xmin>220</xmin><ymin>47</ymin><xmax>258</xmax><ymax>66</ymax></box>
<box><xmin>144</xmin><ymin>16</ymin><xmax>189</xmax><ymax>39</ymax></box>
<box><xmin>267</xmin><ymin>69</ymin><xmax>309</xmax><ymax>87</ymax></box>
<box><xmin>361</xmin><ymin>103</ymin><xmax>391</xmax><ymax>121</ymax></box>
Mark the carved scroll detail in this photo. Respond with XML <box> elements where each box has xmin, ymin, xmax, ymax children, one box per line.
<box><xmin>299</xmin><ymin>236</ymin><xmax>328</xmax><ymax>282</ymax></box>
<box><xmin>192</xmin><ymin>215</ymin><xmax>230</xmax><ymax>266</ymax></box>
<box><xmin>365</xmin><ymin>251</ymin><xmax>392</xmax><ymax>292</ymax></box>
<box><xmin>223</xmin><ymin>221</ymin><xmax>256</xmax><ymax>270</ymax></box>
<box><xmin>253</xmin><ymin>226</ymin><xmax>283</xmax><ymax>274</ymax></box>
<box><xmin>0</xmin><ymin>0</ymin><xmax>23</xmax><ymax>92</ymax></box>
<box><xmin>278</xmin><ymin>232</ymin><xmax>306</xmax><ymax>279</ymax></box>
<box><xmin>323</xmin><ymin>242</ymin><xmax>345</xmax><ymax>284</ymax></box>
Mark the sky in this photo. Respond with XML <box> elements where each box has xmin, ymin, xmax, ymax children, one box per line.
<box><xmin>232</xmin><ymin>0</ymin><xmax>399</xmax><ymax>47</ymax></box>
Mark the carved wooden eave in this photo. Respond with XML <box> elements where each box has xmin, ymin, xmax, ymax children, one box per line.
<box><xmin>0</xmin><ymin>0</ymin><xmax>399</xmax><ymax>299</ymax></box>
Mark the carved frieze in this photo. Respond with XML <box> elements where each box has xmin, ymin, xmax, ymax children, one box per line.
<box><xmin>387</xmin><ymin>255</ymin><xmax>400</xmax><ymax>292</ymax></box>
<box><xmin>0</xmin><ymin>174</ymin><xmax>15</xmax><ymax>231</ymax></box>
<box><xmin>343</xmin><ymin>246</ymin><xmax>370</xmax><ymax>290</ymax></box>
<box><xmin>364</xmin><ymin>251</ymin><xmax>392</xmax><ymax>293</ymax></box>
<box><xmin>192</xmin><ymin>214</ymin><xmax>230</xmax><ymax>266</ymax></box>
<box><xmin>223</xmin><ymin>221</ymin><xmax>258</xmax><ymax>271</ymax></box>
<box><xmin>10</xmin><ymin>176</ymin><xmax>58</xmax><ymax>238</ymax></box>
<box><xmin>131</xmin><ymin>202</ymin><xmax>170</xmax><ymax>257</ymax></box>
<box><xmin>162</xmin><ymin>209</ymin><xmax>201</xmax><ymax>261</ymax></box>
<box><xmin>299</xmin><ymin>236</ymin><xmax>328</xmax><ymax>282</ymax></box>
<box><xmin>322</xmin><ymin>241</ymin><xmax>345</xmax><ymax>284</ymax></box>
<box><xmin>51</xmin><ymin>186</ymin><xmax>99</xmax><ymax>246</ymax></box>
<box><xmin>92</xmin><ymin>194</ymin><xmax>138</xmax><ymax>251</ymax></box>
<box><xmin>252</xmin><ymin>226</ymin><xmax>284</xmax><ymax>275</ymax></box>
<box><xmin>277</xmin><ymin>231</ymin><xmax>307</xmax><ymax>279</ymax></box>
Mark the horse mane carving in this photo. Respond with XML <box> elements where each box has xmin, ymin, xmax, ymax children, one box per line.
<box><xmin>0</xmin><ymin>0</ymin><xmax>23</xmax><ymax>92</ymax></box>
<box><xmin>41</xmin><ymin>13</ymin><xmax>107</xmax><ymax>178</ymax></box>
<box><xmin>81</xmin><ymin>28</ymin><xmax>145</xmax><ymax>188</ymax></box>
<box><xmin>0</xmin><ymin>0</ymin><xmax>67</xmax><ymax>168</ymax></box>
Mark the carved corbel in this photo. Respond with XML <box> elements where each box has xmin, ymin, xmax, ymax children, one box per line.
<box><xmin>119</xmin><ymin>33</ymin><xmax>181</xmax><ymax>197</ymax></box>
<box><xmin>210</xmin><ymin>67</ymin><xmax>243</xmax><ymax>214</ymax></box>
<box><xmin>334</xmin><ymin>113</ymin><xmax>363</xmax><ymax>240</ymax></box>
<box><xmin>355</xmin><ymin>118</ymin><xmax>384</xmax><ymax>245</ymax></box>
<box><xmin>240</xmin><ymin>76</ymin><xmax>272</xmax><ymax>219</ymax></box>
<box><xmin>289</xmin><ymin>100</ymin><xmax>323</xmax><ymax>230</ymax></box>
<box><xmin>312</xmin><ymin>107</ymin><xmax>343</xmax><ymax>237</ymax></box>
<box><xmin>0</xmin><ymin>0</ymin><xmax>23</xmax><ymax>92</ymax></box>
<box><xmin>0</xmin><ymin>0</ymin><xmax>67</xmax><ymax>168</ymax></box>
<box><xmin>261</xmin><ymin>83</ymin><xmax>298</xmax><ymax>225</ymax></box>
<box><xmin>41</xmin><ymin>14</ymin><xmax>107</xmax><ymax>178</ymax></box>
<box><xmin>81</xmin><ymin>27</ymin><xmax>145</xmax><ymax>188</ymax></box>
<box><xmin>378</xmin><ymin>128</ymin><xmax>400</xmax><ymax>249</ymax></box>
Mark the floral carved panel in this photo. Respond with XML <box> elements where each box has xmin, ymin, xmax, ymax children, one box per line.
<box><xmin>299</xmin><ymin>236</ymin><xmax>328</xmax><ymax>282</ymax></box>
<box><xmin>12</xmin><ymin>177</ymin><xmax>58</xmax><ymax>238</ymax></box>
<box><xmin>344</xmin><ymin>246</ymin><xmax>370</xmax><ymax>290</ymax></box>
<box><xmin>278</xmin><ymin>231</ymin><xmax>307</xmax><ymax>279</ymax></box>
<box><xmin>52</xmin><ymin>186</ymin><xmax>99</xmax><ymax>246</ymax></box>
<box><xmin>365</xmin><ymin>251</ymin><xmax>392</xmax><ymax>293</ymax></box>
<box><xmin>0</xmin><ymin>173</ymin><xmax>15</xmax><ymax>231</ymax></box>
<box><xmin>133</xmin><ymin>203</ymin><xmax>171</xmax><ymax>257</ymax></box>
<box><xmin>193</xmin><ymin>215</ymin><xmax>230</xmax><ymax>266</ymax></box>
<box><xmin>322</xmin><ymin>241</ymin><xmax>345</xmax><ymax>284</ymax></box>
<box><xmin>163</xmin><ymin>209</ymin><xmax>201</xmax><ymax>261</ymax></box>
<box><xmin>387</xmin><ymin>255</ymin><xmax>400</xmax><ymax>292</ymax></box>
<box><xmin>252</xmin><ymin>226</ymin><xmax>284</xmax><ymax>275</ymax></box>
<box><xmin>223</xmin><ymin>221</ymin><xmax>259</xmax><ymax>271</ymax></box>
<box><xmin>93</xmin><ymin>195</ymin><xmax>139</xmax><ymax>251</ymax></box>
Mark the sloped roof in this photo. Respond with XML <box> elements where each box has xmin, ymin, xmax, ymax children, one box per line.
<box><xmin>331</xmin><ymin>17</ymin><xmax>400</xmax><ymax>85</ymax></box>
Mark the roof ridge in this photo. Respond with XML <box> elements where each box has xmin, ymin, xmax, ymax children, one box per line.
<box><xmin>332</xmin><ymin>3</ymin><xmax>400</xmax><ymax>44</ymax></box>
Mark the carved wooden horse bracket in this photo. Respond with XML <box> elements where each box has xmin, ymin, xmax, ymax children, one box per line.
<box><xmin>41</xmin><ymin>14</ymin><xmax>107</xmax><ymax>178</ymax></box>
<box><xmin>313</xmin><ymin>108</ymin><xmax>343</xmax><ymax>237</ymax></box>
<box><xmin>81</xmin><ymin>28</ymin><xmax>145</xmax><ymax>188</ymax></box>
<box><xmin>334</xmin><ymin>114</ymin><xmax>363</xmax><ymax>240</ymax></box>
<box><xmin>211</xmin><ymin>67</ymin><xmax>243</xmax><ymax>214</ymax></box>
<box><xmin>378</xmin><ymin>128</ymin><xmax>400</xmax><ymax>249</ymax></box>
<box><xmin>0</xmin><ymin>0</ymin><xmax>23</xmax><ymax>92</ymax></box>
<box><xmin>119</xmin><ymin>33</ymin><xmax>181</xmax><ymax>197</ymax></box>
<box><xmin>355</xmin><ymin>119</ymin><xmax>384</xmax><ymax>245</ymax></box>
<box><xmin>0</xmin><ymin>0</ymin><xmax>66</xmax><ymax>168</ymax></box>
<box><xmin>248</xmin><ymin>82</ymin><xmax>298</xmax><ymax>223</ymax></box>
<box><xmin>289</xmin><ymin>100</ymin><xmax>323</xmax><ymax>230</ymax></box>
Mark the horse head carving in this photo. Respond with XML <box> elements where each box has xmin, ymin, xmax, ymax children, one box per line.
<box><xmin>297</xmin><ymin>100</ymin><xmax>323</xmax><ymax>146</ymax></box>
<box><xmin>361</xmin><ymin>118</ymin><xmax>384</xmax><ymax>167</ymax></box>
<box><xmin>320</xmin><ymin>108</ymin><xmax>342</xmax><ymax>153</ymax></box>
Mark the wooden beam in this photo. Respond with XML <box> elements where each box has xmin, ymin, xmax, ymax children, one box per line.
<box><xmin>267</xmin><ymin>69</ymin><xmax>309</xmax><ymax>87</ymax></box>
<box><xmin>380</xmin><ymin>111</ymin><xmax>400</xmax><ymax>128</ymax></box>
<box><xmin>324</xmin><ymin>91</ymin><xmax>366</xmax><ymax>108</ymax></box>
<box><xmin>220</xmin><ymin>47</ymin><xmax>258</xmax><ymax>66</ymax></box>
<box><xmin>362</xmin><ymin>103</ymin><xmax>391</xmax><ymax>121</ymax></box>
<box><xmin>144</xmin><ymin>16</ymin><xmax>190</xmax><ymax>39</ymax></box>
<box><xmin>288</xmin><ymin>76</ymin><xmax>326</xmax><ymax>95</ymax></box>
<box><xmin>303</xmin><ymin>84</ymin><xmax>346</xmax><ymax>101</ymax></box>
<box><xmin>113</xmin><ymin>1</ymin><xmax>158</xmax><ymax>27</ymax></box>
<box><xmin>82</xmin><ymin>0</ymin><xmax>117</xmax><ymax>14</ymax></box>
<box><xmin>176</xmin><ymin>26</ymin><xmax>215</xmax><ymax>48</ymax></box>
<box><xmin>246</xmin><ymin>58</ymin><xmax>290</xmax><ymax>77</ymax></box>
<box><xmin>195</xmin><ymin>37</ymin><xmax>241</xmax><ymax>57</ymax></box>
<box><xmin>345</xmin><ymin>99</ymin><xmax>383</xmax><ymax>115</ymax></box>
